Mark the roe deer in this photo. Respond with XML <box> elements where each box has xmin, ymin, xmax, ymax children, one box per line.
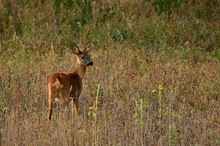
<box><xmin>48</xmin><ymin>43</ymin><xmax>93</xmax><ymax>120</ymax></box>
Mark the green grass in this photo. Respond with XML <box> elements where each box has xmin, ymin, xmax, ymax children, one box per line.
<box><xmin>0</xmin><ymin>0</ymin><xmax>220</xmax><ymax>145</ymax></box>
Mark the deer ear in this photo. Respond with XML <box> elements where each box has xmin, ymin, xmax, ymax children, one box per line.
<box><xmin>72</xmin><ymin>43</ymin><xmax>81</xmax><ymax>54</ymax></box>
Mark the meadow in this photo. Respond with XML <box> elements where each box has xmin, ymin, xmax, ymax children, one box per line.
<box><xmin>0</xmin><ymin>0</ymin><xmax>220</xmax><ymax>145</ymax></box>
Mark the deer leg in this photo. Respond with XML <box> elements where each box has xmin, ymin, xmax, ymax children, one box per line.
<box><xmin>48</xmin><ymin>94</ymin><xmax>54</xmax><ymax>120</ymax></box>
<box><xmin>60</xmin><ymin>98</ymin><xmax>68</xmax><ymax>113</ymax></box>
<box><xmin>59</xmin><ymin>98</ymin><xmax>68</xmax><ymax>119</ymax></box>
<box><xmin>59</xmin><ymin>88</ymin><xmax>69</xmax><ymax>111</ymax></box>
<box><xmin>73</xmin><ymin>98</ymin><xmax>79</xmax><ymax>115</ymax></box>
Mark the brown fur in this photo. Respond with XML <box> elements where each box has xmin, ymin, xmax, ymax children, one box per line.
<box><xmin>48</xmin><ymin>45</ymin><xmax>93</xmax><ymax>120</ymax></box>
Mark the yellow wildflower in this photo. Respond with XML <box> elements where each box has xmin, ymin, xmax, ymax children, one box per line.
<box><xmin>211</xmin><ymin>116</ymin><xmax>214</xmax><ymax>119</ymax></box>
<box><xmin>152</xmin><ymin>89</ymin><xmax>157</xmax><ymax>93</ymax></box>
<box><xmin>158</xmin><ymin>85</ymin><xmax>164</xmax><ymax>91</ymax></box>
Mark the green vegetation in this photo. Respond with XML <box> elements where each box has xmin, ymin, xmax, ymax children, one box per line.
<box><xmin>0</xmin><ymin>0</ymin><xmax>219</xmax><ymax>145</ymax></box>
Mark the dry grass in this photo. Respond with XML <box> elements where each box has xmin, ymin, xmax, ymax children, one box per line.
<box><xmin>0</xmin><ymin>47</ymin><xmax>219</xmax><ymax>145</ymax></box>
<box><xmin>0</xmin><ymin>0</ymin><xmax>220</xmax><ymax>145</ymax></box>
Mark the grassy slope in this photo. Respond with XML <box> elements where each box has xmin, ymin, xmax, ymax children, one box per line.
<box><xmin>0</xmin><ymin>0</ymin><xmax>220</xmax><ymax>145</ymax></box>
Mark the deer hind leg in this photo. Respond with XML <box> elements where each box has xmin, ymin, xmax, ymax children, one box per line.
<box><xmin>59</xmin><ymin>89</ymin><xmax>69</xmax><ymax>119</ymax></box>
<box><xmin>59</xmin><ymin>98</ymin><xmax>68</xmax><ymax>120</ymax></box>
<box><xmin>48</xmin><ymin>89</ymin><xmax>55</xmax><ymax>120</ymax></box>
<box><xmin>60</xmin><ymin>98</ymin><xmax>68</xmax><ymax>113</ymax></box>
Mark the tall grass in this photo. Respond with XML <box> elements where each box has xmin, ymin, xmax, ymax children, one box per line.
<box><xmin>0</xmin><ymin>0</ymin><xmax>220</xmax><ymax>145</ymax></box>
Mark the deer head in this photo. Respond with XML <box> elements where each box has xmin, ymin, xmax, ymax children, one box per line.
<box><xmin>72</xmin><ymin>43</ymin><xmax>93</xmax><ymax>67</ymax></box>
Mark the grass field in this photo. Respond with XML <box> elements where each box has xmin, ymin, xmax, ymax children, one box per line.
<box><xmin>0</xmin><ymin>0</ymin><xmax>220</xmax><ymax>145</ymax></box>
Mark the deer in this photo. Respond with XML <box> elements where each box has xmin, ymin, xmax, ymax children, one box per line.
<box><xmin>48</xmin><ymin>43</ymin><xmax>93</xmax><ymax>120</ymax></box>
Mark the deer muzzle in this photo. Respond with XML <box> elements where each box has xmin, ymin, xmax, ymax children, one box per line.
<box><xmin>87</xmin><ymin>61</ymin><xmax>93</xmax><ymax>66</ymax></box>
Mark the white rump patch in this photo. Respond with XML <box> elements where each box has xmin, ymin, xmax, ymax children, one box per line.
<box><xmin>53</xmin><ymin>78</ymin><xmax>63</xmax><ymax>89</ymax></box>
<box><xmin>55</xmin><ymin>98</ymin><xmax>60</xmax><ymax>102</ymax></box>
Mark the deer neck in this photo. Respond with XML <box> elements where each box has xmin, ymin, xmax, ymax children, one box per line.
<box><xmin>73</xmin><ymin>62</ymin><xmax>87</xmax><ymax>79</ymax></box>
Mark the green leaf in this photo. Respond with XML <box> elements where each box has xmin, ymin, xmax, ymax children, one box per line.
<box><xmin>139</xmin><ymin>122</ymin><xmax>145</xmax><ymax>128</ymax></box>
<box><xmin>88</xmin><ymin>111</ymin><xmax>92</xmax><ymax>116</ymax></box>
<box><xmin>143</xmin><ymin>104</ymin><xmax>149</xmax><ymax>109</ymax></box>
<box><xmin>92</xmin><ymin>112</ymin><xmax>97</xmax><ymax>117</ymax></box>
<box><xmin>139</xmin><ymin>98</ymin><xmax>143</xmax><ymax>103</ymax></box>
<box><xmin>164</xmin><ymin>111</ymin><xmax>169</xmax><ymax>116</ymax></box>
<box><xmin>141</xmin><ymin>110</ymin><xmax>147</xmax><ymax>116</ymax></box>
<box><xmin>78</xmin><ymin>128</ymin><xmax>87</xmax><ymax>134</ymax></box>
<box><xmin>216</xmin><ymin>139</ymin><xmax>220</xmax><ymax>144</ymax></box>
<box><xmin>133</xmin><ymin>112</ymin><xmax>139</xmax><ymax>118</ymax></box>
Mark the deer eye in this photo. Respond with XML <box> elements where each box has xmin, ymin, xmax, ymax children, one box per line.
<box><xmin>81</xmin><ymin>56</ymin><xmax>85</xmax><ymax>59</ymax></box>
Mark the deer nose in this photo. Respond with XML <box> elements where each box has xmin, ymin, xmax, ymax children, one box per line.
<box><xmin>87</xmin><ymin>61</ymin><xmax>93</xmax><ymax>66</ymax></box>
